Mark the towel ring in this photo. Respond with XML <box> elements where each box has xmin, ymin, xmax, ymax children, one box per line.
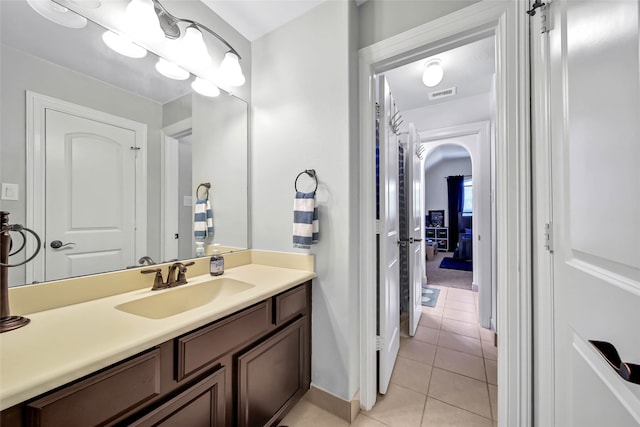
<box><xmin>196</xmin><ymin>182</ymin><xmax>211</xmax><ymax>200</ymax></box>
<box><xmin>294</xmin><ymin>169</ymin><xmax>318</xmax><ymax>193</ymax></box>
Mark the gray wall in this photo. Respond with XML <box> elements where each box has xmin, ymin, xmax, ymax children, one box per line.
<box><xmin>252</xmin><ymin>0</ymin><xmax>360</xmax><ymax>402</ymax></box>
<box><xmin>424</xmin><ymin>157</ymin><xmax>472</xmax><ymax>228</ymax></box>
<box><xmin>192</xmin><ymin>93</ymin><xmax>248</xmax><ymax>249</ymax></box>
<box><xmin>0</xmin><ymin>46</ymin><xmax>164</xmax><ymax>285</ymax></box>
<box><xmin>358</xmin><ymin>0</ymin><xmax>480</xmax><ymax>48</ymax></box>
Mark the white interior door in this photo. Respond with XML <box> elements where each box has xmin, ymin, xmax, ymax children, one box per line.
<box><xmin>377</xmin><ymin>75</ymin><xmax>400</xmax><ymax>394</ymax></box>
<box><xmin>163</xmin><ymin>135</ymin><xmax>179</xmax><ymax>262</ymax></box>
<box><xmin>45</xmin><ymin>109</ymin><xmax>138</xmax><ymax>280</ymax></box>
<box><xmin>549</xmin><ymin>1</ymin><xmax>640</xmax><ymax>425</ymax></box>
<box><xmin>408</xmin><ymin>123</ymin><xmax>424</xmax><ymax>336</ymax></box>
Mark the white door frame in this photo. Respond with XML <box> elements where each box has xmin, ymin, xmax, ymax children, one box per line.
<box><xmin>358</xmin><ymin>2</ymin><xmax>532</xmax><ymax>426</ymax></box>
<box><xmin>530</xmin><ymin>6</ymin><xmax>555</xmax><ymax>425</ymax></box>
<box><xmin>25</xmin><ymin>91</ymin><xmax>147</xmax><ymax>283</ymax></box>
<box><xmin>419</xmin><ymin>121</ymin><xmax>493</xmax><ymax>330</ymax></box>
<box><xmin>160</xmin><ymin>118</ymin><xmax>192</xmax><ymax>262</ymax></box>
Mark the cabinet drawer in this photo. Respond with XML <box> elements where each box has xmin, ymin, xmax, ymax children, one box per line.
<box><xmin>176</xmin><ymin>301</ymin><xmax>271</xmax><ymax>381</ymax></box>
<box><xmin>274</xmin><ymin>284</ymin><xmax>308</xmax><ymax>325</ymax></box>
<box><xmin>436</xmin><ymin>229</ymin><xmax>448</xmax><ymax>238</ymax></box>
<box><xmin>426</xmin><ymin>229</ymin><xmax>436</xmax><ymax>238</ymax></box>
<box><xmin>26</xmin><ymin>349</ymin><xmax>161</xmax><ymax>427</ymax></box>
<box><xmin>437</xmin><ymin>239</ymin><xmax>448</xmax><ymax>250</ymax></box>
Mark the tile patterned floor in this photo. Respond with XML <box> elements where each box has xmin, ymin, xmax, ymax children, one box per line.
<box><xmin>279</xmin><ymin>286</ymin><xmax>498</xmax><ymax>427</ymax></box>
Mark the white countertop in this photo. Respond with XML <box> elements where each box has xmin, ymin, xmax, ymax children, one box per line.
<box><xmin>0</xmin><ymin>259</ymin><xmax>315</xmax><ymax>410</ymax></box>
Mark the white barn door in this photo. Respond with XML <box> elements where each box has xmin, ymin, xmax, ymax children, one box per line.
<box><xmin>548</xmin><ymin>1</ymin><xmax>640</xmax><ymax>425</ymax></box>
<box><xmin>377</xmin><ymin>75</ymin><xmax>400</xmax><ymax>394</ymax></box>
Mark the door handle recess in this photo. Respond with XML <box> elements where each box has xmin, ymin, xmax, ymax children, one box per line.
<box><xmin>50</xmin><ymin>240</ymin><xmax>76</xmax><ymax>249</ymax></box>
<box><xmin>589</xmin><ymin>340</ymin><xmax>640</xmax><ymax>385</ymax></box>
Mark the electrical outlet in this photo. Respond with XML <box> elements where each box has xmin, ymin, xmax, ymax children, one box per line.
<box><xmin>1</xmin><ymin>183</ymin><xmax>19</xmax><ymax>201</ymax></box>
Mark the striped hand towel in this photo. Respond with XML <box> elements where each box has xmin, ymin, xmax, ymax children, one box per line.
<box><xmin>194</xmin><ymin>198</ymin><xmax>213</xmax><ymax>239</ymax></box>
<box><xmin>293</xmin><ymin>191</ymin><xmax>319</xmax><ymax>249</ymax></box>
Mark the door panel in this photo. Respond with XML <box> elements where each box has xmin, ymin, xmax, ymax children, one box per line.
<box><xmin>378</xmin><ymin>75</ymin><xmax>400</xmax><ymax>395</ymax></box>
<box><xmin>46</xmin><ymin>109</ymin><xmax>137</xmax><ymax>281</ymax></box>
<box><xmin>408</xmin><ymin>124</ymin><xmax>423</xmax><ymax>336</ymax></box>
<box><xmin>550</xmin><ymin>0</ymin><xmax>640</xmax><ymax>425</ymax></box>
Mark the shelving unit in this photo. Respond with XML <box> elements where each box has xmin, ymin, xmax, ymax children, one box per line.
<box><xmin>426</xmin><ymin>227</ymin><xmax>448</xmax><ymax>251</ymax></box>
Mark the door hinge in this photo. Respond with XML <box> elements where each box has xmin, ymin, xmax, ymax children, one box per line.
<box><xmin>376</xmin><ymin>220</ymin><xmax>381</xmax><ymax>235</ymax></box>
<box><xmin>539</xmin><ymin>3</ymin><xmax>549</xmax><ymax>34</ymax></box>
<box><xmin>376</xmin><ymin>335</ymin><xmax>383</xmax><ymax>351</ymax></box>
<box><xmin>526</xmin><ymin>0</ymin><xmax>550</xmax><ymax>34</ymax></box>
<box><xmin>544</xmin><ymin>222</ymin><xmax>553</xmax><ymax>252</ymax></box>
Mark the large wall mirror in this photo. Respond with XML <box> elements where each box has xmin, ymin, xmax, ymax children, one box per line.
<box><xmin>0</xmin><ymin>0</ymin><xmax>249</xmax><ymax>287</ymax></box>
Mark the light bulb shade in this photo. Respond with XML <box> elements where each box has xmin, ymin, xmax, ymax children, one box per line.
<box><xmin>124</xmin><ymin>0</ymin><xmax>163</xmax><ymax>41</ymax></box>
<box><xmin>155</xmin><ymin>58</ymin><xmax>190</xmax><ymax>80</ymax></box>
<box><xmin>191</xmin><ymin>77</ymin><xmax>220</xmax><ymax>97</ymax></box>
<box><xmin>180</xmin><ymin>25</ymin><xmax>212</xmax><ymax>68</ymax></box>
<box><xmin>26</xmin><ymin>0</ymin><xmax>87</xmax><ymax>28</ymax></box>
<box><xmin>218</xmin><ymin>52</ymin><xmax>245</xmax><ymax>87</ymax></box>
<box><xmin>102</xmin><ymin>31</ymin><xmax>147</xmax><ymax>58</ymax></box>
<box><xmin>422</xmin><ymin>60</ymin><xmax>444</xmax><ymax>87</ymax></box>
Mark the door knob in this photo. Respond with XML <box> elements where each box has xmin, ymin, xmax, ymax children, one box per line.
<box><xmin>50</xmin><ymin>240</ymin><xmax>76</xmax><ymax>249</ymax></box>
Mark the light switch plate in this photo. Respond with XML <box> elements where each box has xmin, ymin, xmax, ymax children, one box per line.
<box><xmin>1</xmin><ymin>183</ymin><xmax>19</xmax><ymax>201</ymax></box>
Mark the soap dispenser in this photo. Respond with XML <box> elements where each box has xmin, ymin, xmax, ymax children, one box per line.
<box><xmin>195</xmin><ymin>241</ymin><xmax>205</xmax><ymax>257</ymax></box>
<box><xmin>209</xmin><ymin>244</ymin><xmax>224</xmax><ymax>276</ymax></box>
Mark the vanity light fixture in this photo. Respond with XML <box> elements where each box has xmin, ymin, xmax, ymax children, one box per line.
<box><xmin>191</xmin><ymin>77</ymin><xmax>221</xmax><ymax>97</ymax></box>
<box><xmin>148</xmin><ymin>0</ymin><xmax>245</xmax><ymax>87</ymax></box>
<box><xmin>217</xmin><ymin>52</ymin><xmax>246</xmax><ymax>87</ymax></box>
<box><xmin>124</xmin><ymin>0</ymin><xmax>163</xmax><ymax>41</ymax></box>
<box><xmin>26</xmin><ymin>0</ymin><xmax>87</xmax><ymax>28</ymax></box>
<box><xmin>422</xmin><ymin>59</ymin><xmax>444</xmax><ymax>87</ymax></box>
<box><xmin>155</xmin><ymin>58</ymin><xmax>189</xmax><ymax>80</ymax></box>
<box><xmin>178</xmin><ymin>25</ymin><xmax>213</xmax><ymax>68</ymax></box>
<box><xmin>102</xmin><ymin>31</ymin><xmax>147</xmax><ymax>59</ymax></box>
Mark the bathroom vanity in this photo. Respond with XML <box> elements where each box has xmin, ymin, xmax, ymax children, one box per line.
<box><xmin>0</xmin><ymin>251</ymin><xmax>314</xmax><ymax>427</ymax></box>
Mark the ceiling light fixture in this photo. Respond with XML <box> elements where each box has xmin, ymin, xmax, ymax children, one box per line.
<box><xmin>26</xmin><ymin>0</ymin><xmax>88</xmax><ymax>28</ymax></box>
<box><xmin>102</xmin><ymin>31</ymin><xmax>147</xmax><ymax>58</ymax></box>
<box><xmin>155</xmin><ymin>58</ymin><xmax>190</xmax><ymax>80</ymax></box>
<box><xmin>422</xmin><ymin>59</ymin><xmax>444</xmax><ymax>87</ymax></box>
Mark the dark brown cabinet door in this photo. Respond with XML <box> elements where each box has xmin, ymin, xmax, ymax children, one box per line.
<box><xmin>237</xmin><ymin>317</ymin><xmax>308</xmax><ymax>427</ymax></box>
<box><xmin>129</xmin><ymin>368</ymin><xmax>225</xmax><ymax>427</ymax></box>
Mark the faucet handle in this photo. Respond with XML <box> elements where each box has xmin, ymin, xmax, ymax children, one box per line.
<box><xmin>141</xmin><ymin>268</ymin><xmax>165</xmax><ymax>290</ymax></box>
<box><xmin>176</xmin><ymin>261</ymin><xmax>195</xmax><ymax>285</ymax></box>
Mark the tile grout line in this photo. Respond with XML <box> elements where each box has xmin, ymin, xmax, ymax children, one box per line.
<box><xmin>428</xmin><ymin>396</ymin><xmax>495</xmax><ymax>423</ymax></box>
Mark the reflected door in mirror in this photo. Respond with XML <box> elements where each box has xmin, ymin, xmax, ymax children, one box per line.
<box><xmin>45</xmin><ymin>109</ymin><xmax>141</xmax><ymax>281</ymax></box>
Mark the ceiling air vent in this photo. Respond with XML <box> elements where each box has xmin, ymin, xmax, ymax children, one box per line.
<box><xmin>428</xmin><ymin>87</ymin><xmax>457</xmax><ymax>100</ymax></box>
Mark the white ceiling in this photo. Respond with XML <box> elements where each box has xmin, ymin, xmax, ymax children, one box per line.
<box><xmin>202</xmin><ymin>0</ymin><xmax>327</xmax><ymax>42</ymax></box>
<box><xmin>384</xmin><ymin>36</ymin><xmax>495</xmax><ymax>113</ymax></box>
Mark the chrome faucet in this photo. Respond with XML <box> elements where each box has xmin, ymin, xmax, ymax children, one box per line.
<box><xmin>142</xmin><ymin>261</ymin><xmax>195</xmax><ymax>290</ymax></box>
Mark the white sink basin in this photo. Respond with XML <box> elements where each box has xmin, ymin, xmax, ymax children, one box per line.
<box><xmin>115</xmin><ymin>278</ymin><xmax>255</xmax><ymax>319</ymax></box>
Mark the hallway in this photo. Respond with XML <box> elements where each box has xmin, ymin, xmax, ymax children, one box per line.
<box><xmin>279</xmin><ymin>285</ymin><xmax>497</xmax><ymax>426</ymax></box>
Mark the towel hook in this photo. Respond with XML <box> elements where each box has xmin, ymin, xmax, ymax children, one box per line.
<box><xmin>196</xmin><ymin>182</ymin><xmax>211</xmax><ymax>200</ymax></box>
<box><xmin>294</xmin><ymin>169</ymin><xmax>318</xmax><ymax>193</ymax></box>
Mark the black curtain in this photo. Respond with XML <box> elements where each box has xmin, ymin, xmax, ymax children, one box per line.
<box><xmin>447</xmin><ymin>175</ymin><xmax>464</xmax><ymax>255</ymax></box>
